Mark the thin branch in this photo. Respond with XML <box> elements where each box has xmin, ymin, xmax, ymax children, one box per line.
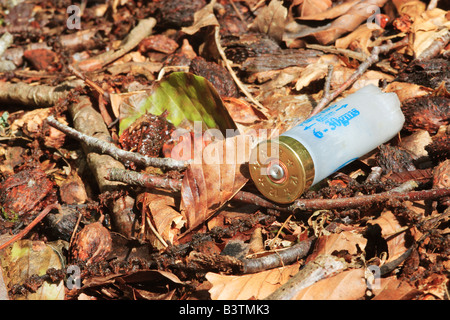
<box><xmin>214</xmin><ymin>26</ymin><xmax>270</xmax><ymax>118</ymax></box>
<box><xmin>289</xmin><ymin>187</ymin><xmax>450</xmax><ymax>211</ymax></box>
<box><xmin>106</xmin><ymin>168</ymin><xmax>450</xmax><ymax>212</ymax></box>
<box><xmin>417</xmin><ymin>29</ymin><xmax>450</xmax><ymax>60</ymax></box>
<box><xmin>46</xmin><ymin>115</ymin><xmax>189</xmax><ymax>171</ymax></box>
<box><xmin>305</xmin><ymin>37</ymin><xmax>409</xmax><ymax>120</ymax></box>
<box><xmin>107</xmin><ymin>168</ymin><xmax>182</xmax><ymax>191</ymax></box>
<box><xmin>0</xmin><ymin>203</ymin><xmax>58</xmax><ymax>251</ymax></box>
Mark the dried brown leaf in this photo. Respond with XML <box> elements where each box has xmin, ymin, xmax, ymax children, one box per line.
<box><xmin>297</xmin><ymin>0</ymin><xmax>359</xmax><ymax>20</ymax></box>
<box><xmin>180</xmin><ymin>135</ymin><xmax>252</xmax><ymax>231</ymax></box>
<box><xmin>368</xmin><ymin>210</ymin><xmax>408</xmax><ymax>262</ymax></box>
<box><xmin>372</xmin><ymin>276</ymin><xmax>421</xmax><ymax>300</ymax></box>
<box><xmin>307</xmin><ymin>231</ymin><xmax>367</xmax><ymax>262</ymax></box>
<box><xmin>139</xmin><ymin>192</ymin><xmax>186</xmax><ymax>246</ymax></box>
<box><xmin>249</xmin><ymin>0</ymin><xmax>287</xmax><ymax>43</ymax></box>
<box><xmin>206</xmin><ymin>263</ymin><xmax>300</xmax><ymax>300</ymax></box>
<box><xmin>293</xmin><ymin>269</ymin><xmax>366</xmax><ymax>300</ymax></box>
<box><xmin>311</xmin><ymin>0</ymin><xmax>388</xmax><ymax>44</ymax></box>
<box><xmin>297</xmin><ymin>0</ymin><xmax>332</xmax><ymax>19</ymax></box>
<box><xmin>384</xmin><ymin>81</ymin><xmax>432</xmax><ymax>103</ymax></box>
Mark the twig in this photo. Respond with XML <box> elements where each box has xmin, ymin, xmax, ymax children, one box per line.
<box><xmin>107</xmin><ymin>168</ymin><xmax>182</xmax><ymax>191</ymax></box>
<box><xmin>242</xmin><ymin>237</ymin><xmax>314</xmax><ymax>273</ymax></box>
<box><xmin>106</xmin><ymin>168</ymin><xmax>450</xmax><ymax>212</ymax></box>
<box><xmin>186</xmin><ymin>236</ymin><xmax>314</xmax><ymax>274</ymax></box>
<box><xmin>68</xmin><ymin>64</ymin><xmax>113</xmax><ymax>126</ymax></box>
<box><xmin>0</xmin><ymin>82</ymin><xmax>69</xmax><ymax>108</ymax></box>
<box><xmin>305</xmin><ymin>37</ymin><xmax>409</xmax><ymax>120</ymax></box>
<box><xmin>214</xmin><ymin>26</ymin><xmax>270</xmax><ymax>118</ymax></box>
<box><xmin>289</xmin><ymin>187</ymin><xmax>450</xmax><ymax>211</ymax></box>
<box><xmin>264</xmin><ymin>254</ymin><xmax>348</xmax><ymax>300</ymax></box>
<box><xmin>46</xmin><ymin>115</ymin><xmax>189</xmax><ymax>171</ymax></box>
<box><xmin>323</xmin><ymin>65</ymin><xmax>334</xmax><ymax>98</ymax></box>
<box><xmin>0</xmin><ymin>203</ymin><xmax>58</xmax><ymax>251</ymax></box>
<box><xmin>417</xmin><ymin>29</ymin><xmax>450</xmax><ymax>60</ymax></box>
<box><xmin>306</xmin><ymin>43</ymin><xmax>367</xmax><ymax>61</ymax></box>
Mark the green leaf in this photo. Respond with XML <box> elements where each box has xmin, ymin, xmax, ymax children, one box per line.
<box><xmin>118</xmin><ymin>72</ymin><xmax>238</xmax><ymax>136</ymax></box>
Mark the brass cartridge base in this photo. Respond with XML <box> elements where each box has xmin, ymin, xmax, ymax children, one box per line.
<box><xmin>249</xmin><ymin>136</ymin><xmax>314</xmax><ymax>204</ymax></box>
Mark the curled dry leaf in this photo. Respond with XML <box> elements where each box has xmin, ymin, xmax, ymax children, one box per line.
<box><xmin>410</xmin><ymin>8</ymin><xmax>450</xmax><ymax>58</ymax></box>
<box><xmin>138</xmin><ymin>191</ymin><xmax>186</xmax><ymax>247</ymax></box>
<box><xmin>180</xmin><ymin>134</ymin><xmax>252</xmax><ymax>231</ymax></box>
<box><xmin>222</xmin><ymin>97</ymin><xmax>264</xmax><ymax>124</ymax></box>
<box><xmin>311</xmin><ymin>0</ymin><xmax>388</xmax><ymax>45</ymax></box>
<box><xmin>331</xmin><ymin>65</ymin><xmax>394</xmax><ymax>93</ymax></box>
<box><xmin>368</xmin><ymin>210</ymin><xmax>408</xmax><ymax>262</ymax></box>
<box><xmin>206</xmin><ymin>262</ymin><xmax>300</xmax><ymax>300</ymax></box>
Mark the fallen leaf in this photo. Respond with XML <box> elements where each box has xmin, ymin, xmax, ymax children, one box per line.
<box><xmin>181</xmin><ymin>1</ymin><xmax>219</xmax><ymax>35</ymax></box>
<box><xmin>116</xmin><ymin>72</ymin><xmax>237</xmax><ymax>136</ymax></box>
<box><xmin>312</xmin><ymin>0</ymin><xmax>389</xmax><ymax>45</ymax></box>
<box><xmin>206</xmin><ymin>262</ymin><xmax>300</xmax><ymax>300</ymax></box>
<box><xmin>293</xmin><ymin>268</ymin><xmax>366</xmax><ymax>300</ymax></box>
<box><xmin>138</xmin><ymin>191</ymin><xmax>186</xmax><ymax>247</ymax></box>
<box><xmin>411</xmin><ymin>8</ymin><xmax>450</xmax><ymax>58</ymax></box>
<box><xmin>249</xmin><ymin>0</ymin><xmax>287</xmax><ymax>43</ymax></box>
<box><xmin>331</xmin><ymin>65</ymin><xmax>394</xmax><ymax>92</ymax></box>
<box><xmin>384</xmin><ymin>81</ymin><xmax>432</xmax><ymax>103</ymax></box>
<box><xmin>307</xmin><ymin>230</ymin><xmax>367</xmax><ymax>262</ymax></box>
<box><xmin>296</xmin><ymin>0</ymin><xmax>332</xmax><ymax>18</ymax></box>
<box><xmin>368</xmin><ymin>209</ymin><xmax>407</xmax><ymax>262</ymax></box>
<box><xmin>0</xmin><ymin>240</ymin><xmax>66</xmax><ymax>300</ymax></box>
<box><xmin>180</xmin><ymin>134</ymin><xmax>252</xmax><ymax>231</ymax></box>
<box><xmin>372</xmin><ymin>276</ymin><xmax>421</xmax><ymax>300</ymax></box>
<box><xmin>297</xmin><ymin>0</ymin><xmax>359</xmax><ymax>20</ymax></box>
<box><xmin>399</xmin><ymin>130</ymin><xmax>432</xmax><ymax>160</ymax></box>
<box><xmin>223</xmin><ymin>97</ymin><xmax>264</xmax><ymax>124</ymax></box>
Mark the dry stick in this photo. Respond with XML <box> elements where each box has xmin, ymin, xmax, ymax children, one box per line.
<box><xmin>68</xmin><ymin>64</ymin><xmax>113</xmax><ymax>126</ymax></box>
<box><xmin>46</xmin><ymin>115</ymin><xmax>189</xmax><ymax>171</ymax></box>
<box><xmin>290</xmin><ymin>187</ymin><xmax>450</xmax><ymax>211</ymax></box>
<box><xmin>417</xmin><ymin>29</ymin><xmax>450</xmax><ymax>60</ymax></box>
<box><xmin>0</xmin><ymin>203</ymin><xmax>58</xmax><ymax>251</ymax></box>
<box><xmin>242</xmin><ymin>237</ymin><xmax>314</xmax><ymax>274</ymax></box>
<box><xmin>106</xmin><ymin>168</ymin><xmax>450</xmax><ymax>212</ymax></box>
<box><xmin>305</xmin><ymin>37</ymin><xmax>409</xmax><ymax>120</ymax></box>
<box><xmin>0</xmin><ymin>82</ymin><xmax>69</xmax><ymax>108</ymax></box>
<box><xmin>214</xmin><ymin>26</ymin><xmax>270</xmax><ymax>118</ymax></box>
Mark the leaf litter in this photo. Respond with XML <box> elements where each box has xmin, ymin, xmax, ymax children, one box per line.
<box><xmin>0</xmin><ymin>0</ymin><xmax>449</xmax><ymax>301</ymax></box>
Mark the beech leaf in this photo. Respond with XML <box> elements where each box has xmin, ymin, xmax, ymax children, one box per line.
<box><xmin>206</xmin><ymin>263</ymin><xmax>300</xmax><ymax>300</ymax></box>
<box><xmin>115</xmin><ymin>72</ymin><xmax>237</xmax><ymax>136</ymax></box>
<box><xmin>180</xmin><ymin>134</ymin><xmax>252</xmax><ymax>231</ymax></box>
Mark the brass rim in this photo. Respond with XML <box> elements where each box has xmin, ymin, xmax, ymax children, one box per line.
<box><xmin>249</xmin><ymin>136</ymin><xmax>314</xmax><ymax>204</ymax></box>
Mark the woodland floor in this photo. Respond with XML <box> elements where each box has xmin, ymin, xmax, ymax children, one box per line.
<box><xmin>0</xmin><ymin>0</ymin><xmax>449</xmax><ymax>301</ymax></box>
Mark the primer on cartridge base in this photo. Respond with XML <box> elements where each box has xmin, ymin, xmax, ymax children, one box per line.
<box><xmin>249</xmin><ymin>85</ymin><xmax>405</xmax><ymax>204</ymax></box>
